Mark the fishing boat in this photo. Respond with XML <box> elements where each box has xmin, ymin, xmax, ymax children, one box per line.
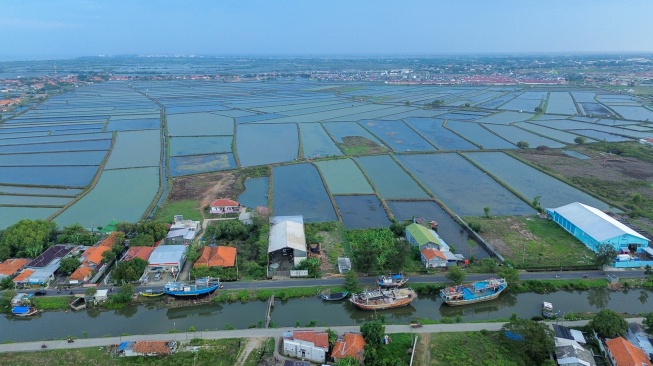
<box><xmin>318</xmin><ymin>290</ymin><xmax>349</xmax><ymax>301</ymax></box>
<box><xmin>163</xmin><ymin>277</ymin><xmax>222</xmax><ymax>298</ymax></box>
<box><xmin>350</xmin><ymin>288</ymin><xmax>417</xmax><ymax>310</ymax></box>
<box><xmin>542</xmin><ymin>301</ymin><xmax>555</xmax><ymax>318</ymax></box>
<box><xmin>11</xmin><ymin>306</ymin><xmax>38</xmax><ymax>317</ymax></box>
<box><xmin>378</xmin><ymin>274</ymin><xmax>409</xmax><ymax>288</ymax></box>
<box><xmin>440</xmin><ymin>278</ymin><xmax>507</xmax><ymax>306</ymax></box>
<box><xmin>141</xmin><ymin>289</ymin><xmax>165</xmax><ymax>297</ymax></box>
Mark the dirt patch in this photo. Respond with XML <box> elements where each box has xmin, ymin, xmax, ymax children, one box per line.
<box><xmin>340</xmin><ymin>136</ymin><xmax>387</xmax><ymax>154</ymax></box>
<box><xmin>168</xmin><ymin>171</ymin><xmax>238</xmax><ymax>208</ymax></box>
<box><xmin>415</xmin><ymin>333</ymin><xmax>431</xmax><ymax>366</ymax></box>
<box><xmin>235</xmin><ymin>337</ymin><xmax>266</xmax><ymax>366</ymax></box>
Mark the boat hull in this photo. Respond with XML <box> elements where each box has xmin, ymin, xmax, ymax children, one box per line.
<box><xmin>319</xmin><ymin>291</ymin><xmax>348</xmax><ymax>301</ymax></box>
<box><xmin>351</xmin><ymin>297</ymin><xmax>414</xmax><ymax>310</ymax></box>
<box><xmin>350</xmin><ymin>288</ymin><xmax>417</xmax><ymax>311</ymax></box>
<box><xmin>11</xmin><ymin>306</ymin><xmax>38</xmax><ymax>317</ymax></box>
<box><xmin>442</xmin><ymin>288</ymin><xmax>504</xmax><ymax>306</ymax></box>
<box><xmin>164</xmin><ymin>286</ymin><xmax>219</xmax><ymax>297</ymax></box>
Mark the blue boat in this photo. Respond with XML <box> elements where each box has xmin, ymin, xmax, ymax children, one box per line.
<box><xmin>11</xmin><ymin>306</ymin><xmax>38</xmax><ymax>317</ymax></box>
<box><xmin>163</xmin><ymin>277</ymin><xmax>222</xmax><ymax>298</ymax></box>
<box><xmin>440</xmin><ymin>278</ymin><xmax>507</xmax><ymax>306</ymax></box>
<box><xmin>318</xmin><ymin>290</ymin><xmax>349</xmax><ymax>301</ymax></box>
<box><xmin>378</xmin><ymin>274</ymin><xmax>409</xmax><ymax>288</ymax></box>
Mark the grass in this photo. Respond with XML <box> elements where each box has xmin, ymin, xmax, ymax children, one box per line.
<box><xmin>242</xmin><ymin>337</ymin><xmax>275</xmax><ymax>366</ymax></box>
<box><xmin>464</xmin><ymin>215</ymin><xmax>597</xmax><ymax>269</ymax></box>
<box><xmin>152</xmin><ymin>199</ymin><xmax>203</xmax><ymax>222</ymax></box>
<box><xmin>377</xmin><ymin>333</ymin><xmax>414</xmax><ymax>365</ymax></box>
<box><xmin>32</xmin><ymin>296</ymin><xmax>72</xmax><ymax>310</ymax></box>
<box><xmin>1</xmin><ymin>347</ymin><xmax>113</xmax><ymax>366</ymax></box>
<box><xmin>213</xmin><ymin>286</ymin><xmax>343</xmax><ymax>304</ymax></box>
<box><xmin>429</xmin><ymin>331</ymin><xmax>524</xmax><ymax>366</ymax></box>
<box><xmin>337</xmin><ymin>136</ymin><xmax>387</xmax><ymax>155</ymax></box>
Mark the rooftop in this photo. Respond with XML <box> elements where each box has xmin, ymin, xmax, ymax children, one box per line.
<box><xmin>211</xmin><ymin>199</ymin><xmax>240</xmax><ymax>207</ymax></box>
<box><xmin>194</xmin><ymin>246</ymin><xmax>236</xmax><ymax>268</ymax></box>
<box><xmin>406</xmin><ymin>223</ymin><xmax>442</xmax><ymax>246</ymax></box>
<box><xmin>69</xmin><ymin>266</ymin><xmax>92</xmax><ymax>281</ymax></box>
<box><xmin>132</xmin><ymin>340</ymin><xmax>175</xmax><ymax>355</ymax></box>
<box><xmin>268</xmin><ymin>216</ymin><xmax>306</xmax><ymax>253</ymax></box>
<box><xmin>290</xmin><ymin>330</ymin><xmax>329</xmax><ymax>349</ymax></box>
<box><xmin>82</xmin><ymin>246</ymin><xmax>111</xmax><ymax>266</ymax></box>
<box><xmin>148</xmin><ymin>245</ymin><xmax>188</xmax><ymax>266</ymax></box>
<box><xmin>123</xmin><ymin>246</ymin><xmax>155</xmax><ymax>262</ymax></box>
<box><xmin>421</xmin><ymin>247</ymin><xmax>446</xmax><ymax>260</ymax></box>
<box><xmin>332</xmin><ymin>332</ymin><xmax>366</xmax><ymax>360</ymax></box>
<box><xmin>605</xmin><ymin>336</ymin><xmax>652</xmax><ymax>366</ymax></box>
<box><xmin>27</xmin><ymin>245</ymin><xmax>74</xmax><ymax>268</ymax></box>
<box><xmin>12</xmin><ymin>269</ymin><xmax>35</xmax><ymax>283</ymax></box>
<box><xmin>0</xmin><ymin>258</ymin><xmax>30</xmax><ymax>276</ymax></box>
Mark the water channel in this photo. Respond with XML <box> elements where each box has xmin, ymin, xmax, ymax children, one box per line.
<box><xmin>3</xmin><ymin>288</ymin><xmax>651</xmax><ymax>342</ymax></box>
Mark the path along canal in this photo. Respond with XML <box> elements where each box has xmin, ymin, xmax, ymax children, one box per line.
<box><xmin>2</xmin><ymin>288</ymin><xmax>652</xmax><ymax>342</ymax></box>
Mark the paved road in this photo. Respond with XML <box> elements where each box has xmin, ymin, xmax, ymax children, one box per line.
<box><xmin>0</xmin><ymin>318</ymin><xmax>644</xmax><ymax>354</ymax></box>
<box><xmin>22</xmin><ymin>269</ymin><xmax>646</xmax><ymax>296</ymax></box>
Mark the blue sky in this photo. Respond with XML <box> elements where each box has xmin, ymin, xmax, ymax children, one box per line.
<box><xmin>1</xmin><ymin>0</ymin><xmax>652</xmax><ymax>60</ymax></box>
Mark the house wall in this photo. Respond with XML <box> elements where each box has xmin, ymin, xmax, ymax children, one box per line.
<box><xmin>282</xmin><ymin>339</ymin><xmax>326</xmax><ymax>363</ymax></box>
<box><xmin>421</xmin><ymin>255</ymin><xmax>447</xmax><ymax>268</ymax></box>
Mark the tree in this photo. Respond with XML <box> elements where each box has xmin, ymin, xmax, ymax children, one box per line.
<box><xmin>498</xmin><ymin>266</ymin><xmax>520</xmax><ymax>285</ymax></box>
<box><xmin>326</xmin><ymin>328</ymin><xmax>338</xmax><ymax>349</ymax></box>
<box><xmin>102</xmin><ymin>250</ymin><xmax>117</xmax><ymax>264</ymax></box>
<box><xmin>643</xmin><ymin>312</ymin><xmax>653</xmax><ymax>334</ymax></box>
<box><xmin>343</xmin><ymin>270</ymin><xmax>361</xmax><ymax>294</ymax></box>
<box><xmin>574</xmin><ymin>136</ymin><xmax>586</xmax><ymax>145</ymax></box>
<box><xmin>596</xmin><ymin>244</ymin><xmax>617</xmax><ymax>267</ymax></box>
<box><xmin>129</xmin><ymin>233</ymin><xmax>155</xmax><ymax>247</ymax></box>
<box><xmin>645</xmin><ymin>265</ymin><xmax>653</xmax><ymax>280</ymax></box>
<box><xmin>112</xmin><ymin>283</ymin><xmax>135</xmax><ymax>304</ymax></box>
<box><xmin>0</xmin><ymin>276</ymin><xmax>15</xmax><ymax>290</ymax></box>
<box><xmin>483</xmin><ymin>207</ymin><xmax>491</xmax><ymax>218</ymax></box>
<box><xmin>58</xmin><ymin>257</ymin><xmax>81</xmax><ymax>275</ymax></box>
<box><xmin>111</xmin><ymin>258</ymin><xmax>148</xmax><ymax>284</ymax></box>
<box><xmin>589</xmin><ymin>309</ymin><xmax>628</xmax><ymax>338</ymax></box>
<box><xmin>534</xmin><ymin>106</ymin><xmax>544</xmax><ymax>113</ymax></box>
<box><xmin>0</xmin><ymin>219</ymin><xmax>57</xmax><ymax>260</ymax></box>
<box><xmin>56</xmin><ymin>224</ymin><xmax>99</xmax><ymax>245</ymax></box>
<box><xmin>349</xmin><ymin>228</ymin><xmax>410</xmax><ymax>273</ymax></box>
<box><xmin>360</xmin><ymin>321</ymin><xmax>385</xmax><ymax>348</ymax></box>
<box><xmin>532</xmin><ymin>196</ymin><xmax>543</xmax><ymax>213</ymax></box>
<box><xmin>516</xmin><ymin>140</ymin><xmax>529</xmax><ymax>148</ymax></box>
<box><xmin>478</xmin><ymin>258</ymin><xmax>498</xmax><ymax>273</ymax></box>
<box><xmin>85</xmin><ymin>287</ymin><xmax>97</xmax><ymax>296</ymax></box>
<box><xmin>501</xmin><ymin>318</ymin><xmax>554</xmax><ymax>365</ymax></box>
<box><xmin>335</xmin><ymin>356</ymin><xmax>359</xmax><ymax>366</ymax></box>
<box><xmin>294</xmin><ymin>257</ymin><xmax>321</xmax><ymax>278</ymax></box>
<box><xmin>446</xmin><ymin>265</ymin><xmax>466</xmax><ymax>284</ymax></box>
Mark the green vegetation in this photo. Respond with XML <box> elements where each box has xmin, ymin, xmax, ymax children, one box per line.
<box><xmin>644</xmin><ymin>312</ymin><xmax>653</xmax><ymax>334</ymax></box>
<box><xmin>0</xmin><ymin>219</ymin><xmax>57</xmax><ymax>261</ymax></box>
<box><xmin>348</xmin><ymin>228</ymin><xmax>410</xmax><ymax>274</ymax></box>
<box><xmin>111</xmin><ymin>258</ymin><xmax>148</xmax><ymax>284</ymax></box>
<box><xmin>425</xmin><ymin>99</ymin><xmax>445</xmax><ymax>108</ymax></box>
<box><xmin>343</xmin><ymin>270</ymin><xmax>362</xmax><ymax>293</ymax></box>
<box><xmin>501</xmin><ymin>318</ymin><xmax>554</xmax><ymax>365</ymax></box>
<box><xmin>429</xmin><ymin>331</ymin><xmax>524</xmax><ymax>366</ymax></box>
<box><xmin>56</xmin><ymin>224</ymin><xmax>100</xmax><ymax>245</ymax></box>
<box><xmin>516</xmin><ymin>140</ymin><xmax>529</xmax><ymax>149</ymax></box>
<box><xmin>1</xmin><ymin>347</ymin><xmax>111</xmax><ymax>366</ymax></box>
<box><xmin>152</xmin><ymin>199</ymin><xmax>203</xmax><ymax>222</ymax></box>
<box><xmin>589</xmin><ymin>309</ymin><xmax>628</xmax><ymax>338</ymax></box>
<box><xmin>242</xmin><ymin>337</ymin><xmax>275</xmax><ymax>366</ymax></box>
<box><xmin>464</xmin><ymin>216</ymin><xmax>596</xmax><ymax>269</ymax></box>
<box><xmin>596</xmin><ymin>244</ymin><xmax>618</xmax><ymax>267</ymax></box>
<box><xmin>338</xmin><ymin>136</ymin><xmax>387</xmax><ymax>155</ymax></box>
<box><xmin>445</xmin><ymin>266</ymin><xmax>466</xmax><ymax>284</ymax></box>
<box><xmin>32</xmin><ymin>296</ymin><xmax>71</xmax><ymax>310</ymax></box>
<box><xmin>213</xmin><ymin>286</ymin><xmax>332</xmax><ymax>303</ymax></box>
<box><xmin>116</xmin><ymin>221</ymin><xmax>168</xmax><ymax>242</ymax></box>
<box><xmin>58</xmin><ymin>257</ymin><xmax>82</xmax><ymax>275</ymax></box>
<box><xmin>511</xmin><ymin>278</ymin><xmax>608</xmax><ymax>294</ymax></box>
<box><xmin>104</xmin><ymin>284</ymin><xmax>135</xmax><ymax>309</ymax></box>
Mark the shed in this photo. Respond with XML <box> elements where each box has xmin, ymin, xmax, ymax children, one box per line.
<box><xmin>148</xmin><ymin>245</ymin><xmax>188</xmax><ymax>274</ymax></box>
<box><xmin>268</xmin><ymin>216</ymin><xmax>307</xmax><ymax>267</ymax></box>
<box><xmin>547</xmin><ymin>202</ymin><xmax>649</xmax><ymax>253</ymax></box>
<box><xmin>405</xmin><ymin>223</ymin><xmax>450</xmax><ymax>251</ymax></box>
<box><xmin>94</xmin><ymin>289</ymin><xmax>109</xmax><ymax>303</ymax></box>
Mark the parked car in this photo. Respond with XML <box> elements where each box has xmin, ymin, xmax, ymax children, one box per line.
<box><xmin>34</xmin><ymin>290</ymin><xmax>47</xmax><ymax>296</ymax></box>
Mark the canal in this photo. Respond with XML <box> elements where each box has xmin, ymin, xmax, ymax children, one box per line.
<box><xmin>2</xmin><ymin>288</ymin><xmax>651</xmax><ymax>342</ymax></box>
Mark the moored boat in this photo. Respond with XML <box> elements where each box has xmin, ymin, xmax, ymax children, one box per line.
<box><xmin>542</xmin><ymin>301</ymin><xmax>555</xmax><ymax>318</ymax></box>
<box><xmin>378</xmin><ymin>274</ymin><xmax>409</xmax><ymax>288</ymax></box>
<box><xmin>164</xmin><ymin>277</ymin><xmax>222</xmax><ymax>297</ymax></box>
<box><xmin>350</xmin><ymin>288</ymin><xmax>417</xmax><ymax>310</ymax></box>
<box><xmin>318</xmin><ymin>290</ymin><xmax>349</xmax><ymax>301</ymax></box>
<box><xmin>440</xmin><ymin>278</ymin><xmax>507</xmax><ymax>306</ymax></box>
<box><xmin>141</xmin><ymin>289</ymin><xmax>165</xmax><ymax>297</ymax></box>
<box><xmin>11</xmin><ymin>306</ymin><xmax>38</xmax><ymax>317</ymax></box>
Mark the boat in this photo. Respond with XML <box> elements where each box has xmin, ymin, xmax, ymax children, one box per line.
<box><xmin>318</xmin><ymin>290</ymin><xmax>349</xmax><ymax>301</ymax></box>
<box><xmin>163</xmin><ymin>277</ymin><xmax>222</xmax><ymax>297</ymax></box>
<box><xmin>141</xmin><ymin>289</ymin><xmax>165</xmax><ymax>297</ymax></box>
<box><xmin>378</xmin><ymin>274</ymin><xmax>409</xmax><ymax>288</ymax></box>
<box><xmin>440</xmin><ymin>278</ymin><xmax>507</xmax><ymax>306</ymax></box>
<box><xmin>349</xmin><ymin>288</ymin><xmax>417</xmax><ymax>310</ymax></box>
<box><xmin>11</xmin><ymin>306</ymin><xmax>38</xmax><ymax>317</ymax></box>
<box><xmin>542</xmin><ymin>301</ymin><xmax>555</xmax><ymax>318</ymax></box>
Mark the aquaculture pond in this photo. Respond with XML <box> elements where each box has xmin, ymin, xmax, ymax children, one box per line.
<box><xmin>169</xmin><ymin>153</ymin><xmax>236</xmax><ymax>176</ymax></box>
<box><xmin>169</xmin><ymin>136</ymin><xmax>233</xmax><ymax>156</ymax></box>
<box><xmin>237</xmin><ymin>124</ymin><xmax>299</xmax><ymax>166</ymax></box>
<box><xmin>334</xmin><ymin>195</ymin><xmax>391</xmax><ymax>229</ymax></box>
<box><xmin>299</xmin><ymin>123</ymin><xmax>343</xmax><ymax>158</ymax></box>
<box><xmin>104</xmin><ymin>130</ymin><xmax>161</xmax><ymax>169</ymax></box>
<box><xmin>166</xmin><ymin>112</ymin><xmax>234</xmax><ymax>136</ymax></box>
<box><xmin>0</xmin><ymin>207</ymin><xmax>60</xmax><ymax>230</ymax></box>
<box><xmin>476</xmin><ymin>111</ymin><xmax>535</xmax><ymax>124</ymax></box>
<box><xmin>404</xmin><ymin>118</ymin><xmax>477</xmax><ymax>151</ymax></box>
<box><xmin>0</xmin><ymin>151</ymin><xmax>107</xmax><ymax>166</ymax></box>
<box><xmin>106</xmin><ymin>118</ymin><xmax>160</xmax><ymax>131</ymax></box>
<box><xmin>237</xmin><ymin>177</ymin><xmax>269</xmax><ymax>209</ymax></box>
<box><xmin>360</xmin><ymin>120</ymin><xmax>435</xmax><ymax>152</ymax></box>
<box><xmin>0</xmin><ymin>139</ymin><xmax>112</xmax><ymax>154</ymax></box>
<box><xmin>445</xmin><ymin>121</ymin><xmax>514</xmax><ymax>149</ymax></box>
<box><xmin>314</xmin><ymin>159</ymin><xmax>373</xmax><ymax>195</ymax></box>
<box><xmin>272</xmin><ymin>164</ymin><xmax>337</xmax><ymax>222</ymax></box>
<box><xmin>387</xmin><ymin>200</ymin><xmax>489</xmax><ymax>259</ymax></box>
<box><xmin>546</xmin><ymin>92</ymin><xmax>578</xmax><ymax>115</ymax></box>
<box><xmin>397</xmin><ymin>153</ymin><xmax>535</xmax><ymax>217</ymax></box>
<box><xmin>355</xmin><ymin>155</ymin><xmax>428</xmax><ymax>199</ymax></box>
<box><xmin>483</xmin><ymin>124</ymin><xmax>566</xmax><ymax>148</ymax></box>
<box><xmin>53</xmin><ymin>167</ymin><xmax>160</xmax><ymax>227</ymax></box>
<box><xmin>1</xmin><ymin>166</ymin><xmax>98</xmax><ymax>187</ymax></box>
<box><xmin>516</xmin><ymin>122</ymin><xmax>595</xmax><ymax>144</ymax></box>
<box><xmin>322</xmin><ymin>122</ymin><xmax>384</xmax><ymax>145</ymax></box>
<box><xmin>464</xmin><ymin>152</ymin><xmax>611</xmax><ymax>210</ymax></box>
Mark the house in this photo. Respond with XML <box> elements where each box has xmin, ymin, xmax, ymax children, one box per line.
<box><xmin>147</xmin><ymin>245</ymin><xmax>188</xmax><ymax>276</ymax></box>
<box><xmin>421</xmin><ymin>247</ymin><xmax>448</xmax><ymax>268</ymax></box>
<box><xmin>625</xmin><ymin>322</ymin><xmax>653</xmax><ymax>360</ymax></box>
<box><xmin>210</xmin><ymin>199</ymin><xmax>241</xmax><ymax>214</ymax></box>
<box><xmin>69</xmin><ymin>266</ymin><xmax>92</xmax><ymax>283</ymax></box>
<box><xmin>80</xmin><ymin>246</ymin><xmax>111</xmax><ymax>268</ymax></box>
<box><xmin>282</xmin><ymin>330</ymin><xmax>329</xmax><ymax>363</ymax></box>
<box><xmin>268</xmin><ymin>216</ymin><xmax>307</xmax><ymax>271</ymax></box>
<box><xmin>555</xmin><ymin>341</ymin><xmax>596</xmax><ymax>366</ymax></box>
<box><xmin>332</xmin><ymin>332</ymin><xmax>366</xmax><ymax>363</ymax></box>
<box><xmin>193</xmin><ymin>246</ymin><xmax>237</xmax><ymax>268</ymax></box>
<box><xmin>547</xmin><ymin>202</ymin><xmax>649</xmax><ymax>254</ymax></box>
<box><xmin>122</xmin><ymin>246</ymin><xmax>156</xmax><ymax>262</ymax></box>
<box><xmin>605</xmin><ymin>337</ymin><xmax>652</xmax><ymax>366</ymax></box>
<box><xmin>165</xmin><ymin>228</ymin><xmax>197</xmax><ymax>244</ymax></box>
<box><xmin>0</xmin><ymin>258</ymin><xmax>30</xmax><ymax>279</ymax></box>
<box><xmin>14</xmin><ymin>245</ymin><xmax>74</xmax><ymax>286</ymax></box>
<box><xmin>553</xmin><ymin>324</ymin><xmax>587</xmax><ymax>345</ymax></box>
<box><xmin>405</xmin><ymin>223</ymin><xmax>450</xmax><ymax>251</ymax></box>
<box><xmin>639</xmin><ymin>138</ymin><xmax>653</xmax><ymax>146</ymax></box>
<box><xmin>119</xmin><ymin>340</ymin><xmax>177</xmax><ymax>357</ymax></box>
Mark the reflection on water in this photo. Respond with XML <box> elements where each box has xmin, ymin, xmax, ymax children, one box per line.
<box><xmin>587</xmin><ymin>288</ymin><xmax>611</xmax><ymax>310</ymax></box>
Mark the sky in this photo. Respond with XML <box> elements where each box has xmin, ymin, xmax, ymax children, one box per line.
<box><xmin>1</xmin><ymin>0</ymin><xmax>653</xmax><ymax>61</ymax></box>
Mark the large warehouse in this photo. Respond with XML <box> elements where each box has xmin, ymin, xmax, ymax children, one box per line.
<box><xmin>547</xmin><ymin>202</ymin><xmax>649</xmax><ymax>253</ymax></box>
<box><xmin>268</xmin><ymin>215</ymin><xmax>307</xmax><ymax>270</ymax></box>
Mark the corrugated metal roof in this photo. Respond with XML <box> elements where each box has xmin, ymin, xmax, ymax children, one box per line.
<box><xmin>268</xmin><ymin>216</ymin><xmax>306</xmax><ymax>253</ymax></box>
<box><xmin>148</xmin><ymin>245</ymin><xmax>187</xmax><ymax>266</ymax></box>
<box><xmin>548</xmin><ymin>202</ymin><xmax>649</xmax><ymax>242</ymax></box>
<box><xmin>406</xmin><ymin>223</ymin><xmax>441</xmax><ymax>246</ymax></box>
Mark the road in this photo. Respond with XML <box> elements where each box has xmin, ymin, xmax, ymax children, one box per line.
<box><xmin>22</xmin><ymin>269</ymin><xmax>646</xmax><ymax>296</ymax></box>
<box><xmin>2</xmin><ymin>318</ymin><xmax>645</xmax><ymax>354</ymax></box>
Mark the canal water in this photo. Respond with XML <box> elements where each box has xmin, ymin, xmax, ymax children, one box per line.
<box><xmin>2</xmin><ymin>288</ymin><xmax>651</xmax><ymax>342</ymax></box>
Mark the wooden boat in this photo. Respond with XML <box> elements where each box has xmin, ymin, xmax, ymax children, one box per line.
<box><xmin>11</xmin><ymin>306</ymin><xmax>38</xmax><ymax>317</ymax></box>
<box><xmin>141</xmin><ymin>289</ymin><xmax>165</xmax><ymax>297</ymax></box>
<box><xmin>349</xmin><ymin>288</ymin><xmax>417</xmax><ymax>310</ymax></box>
<box><xmin>440</xmin><ymin>278</ymin><xmax>507</xmax><ymax>306</ymax></box>
<box><xmin>318</xmin><ymin>290</ymin><xmax>349</xmax><ymax>301</ymax></box>
<box><xmin>164</xmin><ymin>277</ymin><xmax>222</xmax><ymax>298</ymax></box>
<box><xmin>378</xmin><ymin>274</ymin><xmax>409</xmax><ymax>288</ymax></box>
<box><xmin>542</xmin><ymin>301</ymin><xmax>555</xmax><ymax>318</ymax></box>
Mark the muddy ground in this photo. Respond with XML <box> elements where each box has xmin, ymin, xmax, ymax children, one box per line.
<box><xmin>168</xmin><ymin>171</ymin><xmax>238</xmax><ymax>209</ymax></box>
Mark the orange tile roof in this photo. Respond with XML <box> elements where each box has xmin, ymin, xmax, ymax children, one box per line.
<box><xmin>194</xmin><ymin>246</ymin><xmax>236</xmax><ymax>268</ymax></box>
<box><xmin>332</xmin><ymin>333</ymin><xmax>366</xmax><ymax>361</ymax></box>
<box><xmin>210</xmin><ymin>199</ymin><xmax>240</xmax><ymax>207</ymax></box>
<box><xmin>99</xmin><ymin>232</ymin><xmax>118</xmax><ymax>247</ymax></box>
<box><xmin>124</xmin><ymin>246</ymin><xmax>156</xmax><ymax>262</ymax></box>
<box><xmin>133</xmin><ymin>340</ymin><xmax>173</xmax><ymax>355</ymax></box>
<box><xmin>292</xmin><ymin>330</ymin><xmax>329</xmax><ymax>349</ymax></box>
<box><xmin>82</xmin><ymin>246</ymin><xmax>111</xmax><ymax>266</ymax></box>
<box><xmin>69</xmin><ymin>266</ymin><xmax>92</xmax><ymax>281</ymax></box>
<box><xmin>606</xmin><ymin>337</ymin><xmax>652</xmax><ymax>366</ymax></box>
<box><xmin>0</xmin><ymin>259</ymin><xmax>30</xmax><ymax>276</ymax></box>
<box><xmin>12</xmin><ymin>269</ymin><xmax>35</xmax><ymax>283</ymax></box>
<box><xmin>421</xmin><ymin>247</ymin><xmax>446</xmax><ymax>260</ymax></box>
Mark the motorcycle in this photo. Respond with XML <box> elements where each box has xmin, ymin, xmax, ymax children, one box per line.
<box><xmin>41</xmin><ymin>344</ymin><xmax>47</xmax><ymax>349</ymax></box>
<box><xmin>67</xmin><ymin>338</ymin><xmax>74</xmax><ymax>343</ymax></box>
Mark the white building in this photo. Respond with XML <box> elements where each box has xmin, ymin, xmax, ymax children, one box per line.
<box><xmin>147</xmin><ymin>245</ymin><xmax>188</xmax><ymax>276</ymax></box>
<box><xmin>282</xmin><ymin>330</ymin><xmax>328</xmax><ymax>363</ymax></box>
<box><xmin>268</xmin><ymin>216</ymin><xmax>307</xmax><ymax>267</ymax></box>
